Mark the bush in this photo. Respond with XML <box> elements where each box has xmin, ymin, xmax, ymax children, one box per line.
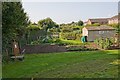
<box><xmin>60</xmin><ymin>32</ymin><xmax>81</xmax><ymax>40</ymax></box>
<box><xmin>67</xmin><ymin>46</ymin><xmax>97</xmax><ymax>51</ymax></box>
<box><xmin>108</xmin><ymin>24</ymin><xmax>120</xmax><ymax>33</ymax></box>
<box><xmin>75</xmin><ymin>34</ymin><xmax>82</xmax><ymax>40</ymax></box>
<box><xmin>30</xmin><ymin>39</ymin><xmax>42</xmax><ymax>45</ymax></box>
<box><xmin>94</xmin><ymin>39</ymin><xmax>99</xmax><ymax>45</ymax></box>
<box><xmin>98</xmin><ymin>38</ymin><xmax>104</xmax><ymax>49</ymax></box>
<box><xmin>54</xmin><ymin>39</ymin><xmax>61</xmax><ymax>43</ymax></box>
<box><xmin>42</xmin><ymin>36</ymin><xmax>53</xmax><ymax>43</ymax></box>
<box><xmin>30</xmin><ymin>36</ymin><xmax>54</xmax><ymax>45</ymax></box>
<box><xmin>94</xmin><ymin>38</ymin><xmax>114</xmax><ymax>49</ymax></box>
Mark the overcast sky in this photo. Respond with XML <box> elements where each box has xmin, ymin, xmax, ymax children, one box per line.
<box><xmin>22</xmin><ymin>2</ymin><xmax>118</xmax><ymax>24</ymax></box>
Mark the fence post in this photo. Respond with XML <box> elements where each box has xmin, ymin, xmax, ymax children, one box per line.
<box><xmin>6</xmin><ymin>49</ymin><xmax>9</xmax><ymax>63</ymax></box>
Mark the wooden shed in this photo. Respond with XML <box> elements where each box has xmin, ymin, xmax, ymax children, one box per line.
<box><xmin>82</xmin><ymin>26</ymin><xmax>116</xmax><ymax>41</ymax></box>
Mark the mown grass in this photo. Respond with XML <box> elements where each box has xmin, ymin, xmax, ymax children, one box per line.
<box><xmin>59</xmin><ymin>39</ymin><xmax>83</xmax><ymax>45</ymax></box>
<box><xmin>2</xmin><ymin>50</ymin><xmax>119</xmax><ymax>78</ymax></box>
<box><xmin>0</xmin><ymin>64</ymin><xmax>1</xmax><ymax>78</ymax></box>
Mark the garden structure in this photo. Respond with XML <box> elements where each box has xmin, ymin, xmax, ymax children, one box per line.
<box><xmin>10</xmin><ymin>41</ymin><xmax>25</xmax><ymax>61</ymax></box>
<box><xmin>82</xmin><ymin>26</ymin><xmax>116</xmax><ymax>41</ymax></box>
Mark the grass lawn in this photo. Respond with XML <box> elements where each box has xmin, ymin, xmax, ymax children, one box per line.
<box><xmin>0</xmin><ymin>64</ymin><xmax>1</xmax><ymax>78</ymax></box>
<box><xmin>3</xmin><ymin>50</ymin><xmax>119</xmax><ymax>78</ymax></box>
<box><xmin>60</xmin><ymin>39</ymin><xmax>83</xmax><ymax>45</ymax></box>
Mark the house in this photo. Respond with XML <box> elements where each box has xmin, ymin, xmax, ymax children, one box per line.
<box><xmin>87</xmin><ymin>18</ymin><xmax>109</xmax><ymax>25</ymax></box>
<box><xmin>82</xmin><ymin>26</ymin><xmax>116</xmax><ymax>41</ymax></box>
<box><xmin>108</xmin><ymin>15</ymin><xmax>118</xmax><ymax>24</ymax></box>
<box><xmin>83</xmin><ymin>21</ymin><xmax>87</xmax><ymax>26</ymax></box>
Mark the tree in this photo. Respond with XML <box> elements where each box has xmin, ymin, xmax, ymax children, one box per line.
<box><xmin>38</xmin><ymin>17</ymin><xmax>58</xmax><ymax>31</ymax></box>
<box><xmin>27</xmin><ymin>23</ymin><xmax>40</xmax><ymax>31</ymax></box>
<box><xmin>2</xmin><ymin>2</ymin><xmax>30</xmax><ymax>52</ymax></box>
<box><xmin>77</xmin><ymin>20</ymin><xmax>83</xmax><ymax>26</ymax></box>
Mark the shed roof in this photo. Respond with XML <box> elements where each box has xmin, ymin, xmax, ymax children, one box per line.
<box><xmin>85</xmin><ymin>26</ymin><xmax>115</xmax><ymax>31</ymax></box>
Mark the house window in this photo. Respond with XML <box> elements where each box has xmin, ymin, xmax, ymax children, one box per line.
<box><xmin>99</xmin><ymin>31</ymin><xmax>104</xmax><ymax>34</ymax></box>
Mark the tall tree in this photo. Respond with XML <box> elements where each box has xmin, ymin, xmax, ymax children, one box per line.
<box><xmin>2</xmin><ymin>2</ymin><xmax>30</xmax><ymax>52</ymax></box>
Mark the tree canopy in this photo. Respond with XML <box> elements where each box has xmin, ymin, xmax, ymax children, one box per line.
<box><xmin>77</xmin><ymin>20</ymin><xmax>83</xmax><ymax>26</ymax></box>
<box><xmin>2</xmin><ymin>2</ymin><xmax>30</xmax><ymax>51</ymax></box>
<box><xmin>38</xmin><ymin>17</ymin><xmax>58</xmax><ymax>31</ymax></box>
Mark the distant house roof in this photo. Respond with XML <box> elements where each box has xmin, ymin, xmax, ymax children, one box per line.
<box><xmin>84</xmin><ymin>21</ymin><xmax>87</xmax><ymax>23</ymax></box>
<box><xmin>85</xmin><ymin>26</ymin><xmax>115</xmax><ymax>31</ymax></box>
<box><xmin>88</xmin><ymin>18</ymin><xmax>109</xmax><ymax>22</ymax></box>
<box><xmin>108</xmin><ymin>15</ymin><xmax>118</xmax><ymax>20</ymax></box>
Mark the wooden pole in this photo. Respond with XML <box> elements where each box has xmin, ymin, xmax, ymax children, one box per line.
<box><xmin>13</xmin><ymin>41</ymin><xmax>16</xmax><ymax>61</ymax></box>
<box><xmin>6</xmin><ymin>49</ymin><xmax>9</xmax><ymax>63</ymax></box>
<box><xmin>31</xmin><ymin>77</ymin><xmax>34</xmax><ymax>80</ymax></box>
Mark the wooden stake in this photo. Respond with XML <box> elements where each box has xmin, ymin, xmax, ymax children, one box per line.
<box><xmin>6</xmin><ymin>49</ymin><xmax>9</xmax><ymax>63</ymax></box>
<box><xmin>31</xmin><ymin>77</ymin><xmax>34</xmax><ymax>80</ymax></box>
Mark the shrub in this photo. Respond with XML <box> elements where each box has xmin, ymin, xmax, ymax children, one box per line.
<box><xmin>30</xmin><ymin>36</ymin><xmax>54</xmax><ymax>45</ymax></box>
<box><xmin>60</xmin><ymin>31</ymin><xmax>81</xmax><ymax>40</ymax></box>
<box><xmin>94</xmin><ymin>39</ymin><xmax>99</xmax><ymax>45</ymax></box>
<box><xmin>67</xmin><ymin>46</ymin><xmax>97</xmax><ymax>51</ymax></box>
<box><xmin>75</xmin><ymin>34</ymin><xmax>82</xmax><ymax>40</ymax></box>
<box><xmin>99</xmin><ymin>38</ymin><xmax>104</xmax><ymax>49</ymax></box>
<box><xmin>30</xmin><ymin>39</ymin><xmax>43</xmax><ymax>45</ymax></box>
<box><xmin>108</xmin><ymin>24</ymin><xmax>120</xmax><ymax>33</ymax></box>
<box><xmin>42</xmin><ymin>36</ymin><xmax>53</xmax><ymax>43</ymax></box>
<box><xmin>94</xmin><ymin>38</ymin><xmax>114</xmax><ymax>49</ymax></box>
<box><xmin>103</xmin><ymin>38</ymin><xmax>109</xmax><ymax>49</ymax></box>
<box><xmin>54</xmin><ymin>39</ymin><xmax>61</xmax><ymax>43</ymax></box>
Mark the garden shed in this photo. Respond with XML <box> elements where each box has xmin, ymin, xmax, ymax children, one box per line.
<box><xmin>82</xmin><ymin>26</ymin><xmax>116</xmax><ymax>41</ymax></box>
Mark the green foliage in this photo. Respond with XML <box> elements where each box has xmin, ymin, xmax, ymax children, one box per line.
<box><xmin>53</xmin><ymin>38</ymin><xmax>61</xmax><ymax>43</ymax></box>
<box><xmin>94</xmin><ymin>38</ymin><xmax>115</xmax><ymax>49</ymax></box>
<box><xmin>27</xmin><ymin>24</ymin><xmax>41</xmax><ymax>30</ymax></box>
<box><xmin>2</xmin><ymin>2</ymin><xmax>30</xmax><ymax>52</ymax></box>
<box><xmin>42</xmin><ymin>36</ymin><xmax>53</xmax><ymax>43</ymax></box>
<box><xmin>61</xmin><ymin>26</ymin><xmax>73</xmax><ymax>32</ymax></box>
<box><xmin>86</xmin><ymin>23</ymin><xmax>100</xmax><ymax>26</ymax></box>
<box><xmin>108</xmin><ymin>24</ymin><xmax>120</xmax><ymax>33</ymax></box>
<box><xmin>67</xmin><ymin>46</ymin><xmax>97</xmax><ymax>51</ymax></box>
<box><xmin>38</xmin><ymin>17</ymin><xmax>58</xmax><ymax>31</ymax></box>
<box><xmin>109</xmin><ymin>24</ymin><xmax>119</xmax><ymax>28</ymax></box>
<box><xmin>30</xmin><ymin>38</ymin><xmax>45</xmax><ymax>45</ymax></box>
<box><xmin>60</xmin><ymin>24</ymin><xmax>83</xmax><ymax>40</ymax></box>
<box><xmin>77</xmin><ymin>20</ymin><xmax>83</xmax><ymax>26</ymax></box>
<box><xmin>94</xmin><ymin>39</ymin><xmax>99</xmax><ymax>45</ymax></box>
<box><xmin>75</xmin><ymin>34</ymin><xmax>82</xmax><ymax>40</ymax></box>
<box><xmin>30</xmin><ymin>36</ymin><xmax>53</xmax><ymax>45</ymax></box>
<box><xmin>60</xmin><ymin>31</ymin><xmax>82</xmax><ymax>40</ymax></box>
<box><xmin>60</xmin><ymin>32</ymin><xmax>75</xmax><ymax>40</ymax></box>
<box><xmin>58</xmin><ymin>39</ymin><xmax>82</xmax><ymax>45</ymax></box>
<box><xmin>26</xmin><ymin>23</ymin><xmax>48</xmax><ymax>44</ymax></box>
<box><xmin>31</xmin><ymin>40</ymin><xmax>41</xmax><ymax>45</ymax></box>
<box><xmin>48</xmin><ymin>27</ymin><xmax>60</xmax><ymax>33</ymax></box>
